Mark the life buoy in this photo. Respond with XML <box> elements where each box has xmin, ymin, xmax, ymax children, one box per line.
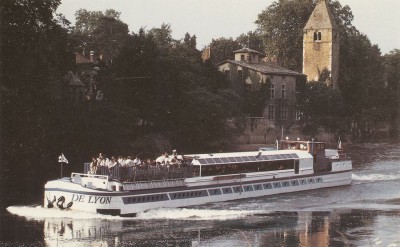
<box><xmin>57</xmin><ymin>196</ymin><xmax>66</xmax><ymax>209</ymax></box>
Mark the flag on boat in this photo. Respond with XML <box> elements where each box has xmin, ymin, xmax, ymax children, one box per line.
<box><xmin>337</xmin><ymin>137</ymin><xmax>342</xmax><ymax>150</ymax></box>
<box><xmin>58</xmin><ymin>153</ymin><xmax>68</xmax><ymax>164</ymax></box>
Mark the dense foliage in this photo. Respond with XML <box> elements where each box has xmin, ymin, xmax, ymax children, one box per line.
<box><xmin>204</xmin><ymin>32</ymin><xmax>264</xmax><ymax>65</ymax></box>
<box><xmin>0</xmin><ymin>2</ymin><xmax>242</xmax><ymax>206</ymax></box>
<box><xmin>383</xmin><ymin>50</ymin><xmax>400</xmax><ymax>136</ymax></box>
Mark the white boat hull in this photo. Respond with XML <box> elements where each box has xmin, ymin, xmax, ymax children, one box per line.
<box><xmin>44</xmin><ymin>171</ymin><xmax>352</xmax><ymax>216</ymax></box>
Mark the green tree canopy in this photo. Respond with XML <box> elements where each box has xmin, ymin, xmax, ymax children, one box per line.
<box><xmin>383</xmin><ymin>49</ymin><xmax>400</xmax><ymax>137</ymax></box>
<box><xmin>256</xmin><ymin>0</ymin><xmax>315</xmax><ymax>71</ymax></box>
<box><xmin>111</xmin><ymin>26</ymin><xmax>244</xmax><ymax>152</ymax></box>
<box><xmin>74</xmin><ymin>8</ymin><xmax>121</xmax><ymax>34</ymax></box>
<box><xmin>236</xmin><ymin>31</ymin><xmax>264</xmax><ymax>52</ymax></box>
<box><xmin>301</xmin><ymin>81</ymin><xmax>346</xmax><ymax>136</ymax></box>
<box><xmin>1</xmin><ymin>0</ymin><xmax>75</xmax><ymax>205</ymax></box>
<box><xmin>205</xmin><ymin>37</ymin><xmax>241</xmax><ymax>65</ymax></box>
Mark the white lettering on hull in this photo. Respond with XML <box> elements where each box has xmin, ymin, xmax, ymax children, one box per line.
<box><xmin>72</xmin><ymin>194</ymin><xmax>112</xmax><ymax>204</ymax></box>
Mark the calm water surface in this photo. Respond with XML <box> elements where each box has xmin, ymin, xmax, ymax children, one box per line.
<box><xmin>1</xmin><ymin>143</ymin><xmax>400</xmax><ymax>246</ymax></box>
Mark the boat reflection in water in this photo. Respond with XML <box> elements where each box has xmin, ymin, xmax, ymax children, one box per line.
<box><xmin>39</xmin><ymin>208</ymin><xmax>373</xmax><ymax>247</ymax></box>
<box><xmin>44</xmin><ymin>217</ymin><xmax>117</xmax><ymax>246</ymax></box>
<box><xmin>7</xmin><ymin>201</ymin><xmax>399</xmax><ymax>246</ymax></box>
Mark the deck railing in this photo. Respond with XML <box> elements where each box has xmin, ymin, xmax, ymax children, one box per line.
<box><xmin>83</xmin><ymin>163</ymin><xmax>193</xmax><ymax>182</ymax></box>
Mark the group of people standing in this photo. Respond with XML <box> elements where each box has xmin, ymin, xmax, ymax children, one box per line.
<box><xmin>89</xmin><ymin>150</ymin><xmax>184</xmax><ymax>175</ymax></box>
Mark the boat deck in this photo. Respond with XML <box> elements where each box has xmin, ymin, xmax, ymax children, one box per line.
<box><xmin>84</xmin><ymin>163</ymin><xmax>193</xmax><ymax>182</ymax></box>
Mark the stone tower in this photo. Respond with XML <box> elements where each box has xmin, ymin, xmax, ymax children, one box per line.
<box><xmin>303</xmin><ymin>0</ymin><xmax>339</xmax><ymax>88</ymax></box>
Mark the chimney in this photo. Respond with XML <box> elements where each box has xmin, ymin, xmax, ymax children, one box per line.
<box><xmin>90</xmin><ymin>51</ymin><xmax>95</xmax><ymax>63</ymax></box>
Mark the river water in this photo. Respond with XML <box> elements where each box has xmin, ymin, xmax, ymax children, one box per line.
<box><xmin>1</xmin><ymin>143</ymin><xmax>400</xmax><ymax>246</ymax></box>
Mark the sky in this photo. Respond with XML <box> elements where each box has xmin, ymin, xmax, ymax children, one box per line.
<box><xmin>57</xmin><ymin>0</ymin><xmax>399</xmax><ymax>55</ymax></box>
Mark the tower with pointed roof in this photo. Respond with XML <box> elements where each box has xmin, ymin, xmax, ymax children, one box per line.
<box><xmin>303</xmin><ymin>0</ymin><xmax>339</xmax><ymax>88</ymax></box>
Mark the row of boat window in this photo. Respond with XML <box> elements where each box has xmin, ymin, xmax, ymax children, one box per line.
<box><xmin>123</xmin><ymin>194</ymin><xmax>169</xmax><ymax>204</ymax></box>
<box><xmin>123</xmin><ymin>177</ymin><xmax>323</xmax><ymax>204</ymax></box>
<box><xmin>196</xmin><ymin>153</ymin><xmax>299</xmax><ymax>165</ymax></box>
<box><xmin>195</xmin><ymin>159</ymin><xmax>298</xmax><ymax>177</ymax></box>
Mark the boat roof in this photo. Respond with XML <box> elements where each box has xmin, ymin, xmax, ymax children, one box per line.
<box><xmin>186</xmin><ymin>149</ymin><xmax>312</xmax><ymax>166</ymax></box>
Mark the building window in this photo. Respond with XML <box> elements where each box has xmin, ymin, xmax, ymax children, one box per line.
<box><xmin>281</xmin><ymin>84</ymin><xmax>286</xmax><ymax>99</ymax></box>
<box><xmin>270</xmin><ymin>83</ymin><xmax>275</xmax><ymax>99</ymax></box>
<box><xmin>275</xmin><ymin>105</ymin><xmax>288</xmax><ymax>120</ymax></box>
<box><xmin>238</xmin><ymin>70</ymin><xmax>243</xmax><ymax>81</ymax></box>
<box><xmin>313</xmin><ymin>31</ymin><xmax>322</xmax><ymax>42</ymax></box>
<box><xmin>281</xmin><ymin>105</ymin><xmax>288</xmax><ymax>120</ymax></box>
<box><xmin>268</xmin><ymin>105</ymin><xmax>275</xmax><ymax>119</ymax></box>
<box><xmin>240</xmin><ymin>55</ymin><xmax>245</xmax><ymax>61</ymax></box>
<box><xmin>224</xmin><ymin>70</ymin><xmax>230</xmax><ymax>79</ymax></box>
<box><xmin>276</xmin><ymin>105</ymin><xmax>281</xmax><ymax>120</ymax></box>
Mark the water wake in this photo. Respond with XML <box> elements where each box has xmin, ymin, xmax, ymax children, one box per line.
<box><xmin>352</xmin><ymin>173</ymin><xmax>400</xmax><ymax>181</ymax></box>
<box><xmin>6</xmin><ymin>205</ymin><xmax>123</xmax><ymax>220</ymax></box>
<box><xmin>136</xmin><ymin>207</ymin><xmax>261</xmax><ymax>220</ymax></box>
<box><xmin>7</xmin><ymin>205</ymin><xmax>259</xmax><ymax>221</ymax></box>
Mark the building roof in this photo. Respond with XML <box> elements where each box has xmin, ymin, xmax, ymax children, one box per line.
<box><xmin>304</xmin><ymin>0</ymin><xmax>338</xmax><ymax>30</ymax></box>
<box><xmin>219</xmin><ymin>60</ymin><xmax>305</xmax><ymax>77</ymax></box>
<box><xmin>233</xmin><ymin>47</ymin><xmax>263</xmax><ymax>55</ymax></box>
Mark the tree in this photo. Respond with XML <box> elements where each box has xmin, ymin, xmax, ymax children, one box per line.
<box><xmin>205</xmin><ymin>37</ymin><xmax>242</xmax><ymax>65</ymax></box>
<box><xmin>183</xmin><ymin>32</ymin><xmax>197</xmax><ymax>49</ymax></box>
<box><xmin>74</xmin><ymin>9</ymin><xmax>121</xmax><ymax>34</ymax></box>
<box><xmin>256</xmin><ymin>0</ymin><xmax>315</xmax><ymax>71</ymax></box>
<box><xmin>72</xmin><ymin>9</ymin><xmax>128</xmax><ymax>66</ymax></box>
<box><xmin>236</xmin><ymin>31</ymin><xmax>264</xmax><ymax>53</ymax></box>
<box><xmin>1</xmin><ymin>0</ymin><xmax>75</xmax><ymax>205</ymax></box>
<box><xmin>148</xmin><ymin>23</ymin><xmax>175</xmax><ymax>49</ymax></box>
<box><xmin>111</xmin><ymin>26</ymin><xmax>243</xmax><ymax>152</ymax></box>
<box><xmin>383</xmin><ymin>49</ymin><xmax>400</xmax><ymax>138</ymax></box>
<box><xmin>339</xmin><ymin>30</ymin><xmax>385</xmax><ymax>139</ymax></box>
<box><xmin>91</xmin><ymin>16</ymin><xmax>129</xmax><ymax>65</ymax></box>
<box><xmin>244</xmin><ymin>82</ymin><xmax>270</xmax><ymax>117</ymax></box>
<box><xmin>301</xmin><ymin>81</ymin><xmax>346</xmax><ymax>136</ymax></box>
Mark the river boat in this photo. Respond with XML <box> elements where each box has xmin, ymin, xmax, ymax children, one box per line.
<box><xmin>44</xmin><ymin>140</ymin><xmax>352</xmax><ymax>216</ymax></box>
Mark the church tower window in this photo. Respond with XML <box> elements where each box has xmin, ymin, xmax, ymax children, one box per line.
<box><xmin>313</xmin><ymin>31</ymin><xmax>322</xmax><ymax>42</ymax></box>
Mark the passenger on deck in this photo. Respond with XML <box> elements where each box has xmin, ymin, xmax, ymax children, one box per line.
<box><xmin>118</xmin><ymin>156</ymin><xmax>126</xmax><ymax>166</ymax></box>
<box><xmin>108</xmin><ymin>156</ymin><xmax>120</xmax><ymax>178</ymax></box>
<box><xmin>156</xmin><ymin>152</ymin><xmax>169</xmax><ymax>167</ymax></box>
<box><xmin>97</xmin><ymin>153</ymin><xmax>106</xmax><ymax>166</ymax></box>
<box><xmin>146</xmin><ymin>159</ymin><xmax>154</xmax><ymax>168</ymax></box>
<box><xmin>125</xmin><ymin>156</ymin><xmax>134</xmax><ymax>167</ymax></box>
<box><xmin>169</xmin><ymin>150</ymin><xmax>179</xmax><ymax>166</ymax></box>
<box><xmin>102</xmin><ymin>156</ymin><xmax>111</xmax><ymax>167</ymax></box>
<box><xmin>164</xmin><ymin>152</ymin><xmax>171</xmax><ymax>169</ymax></box>
<box><xmin>109</xmin><ymin>156</ymin><xmax>119</xmax><ymax>169</ymax></box>
<box><xmin>133</xmin><ymin>156</ymin><xmax>142</xmax><ymax>166</ymax></box>
<box><xmin>156</xmin><ymin>152</ymin><xmax>166</xmax><ymax>167</ymax></box>
<box><xmin>173</xmin><ymin>150</ymin><xmax>183</xmax><ymax>164</ymax></box>
<box><xmin>89</xmin><ymin>157</ymin><xmax>98</xmax><ymax>174</ymax></box>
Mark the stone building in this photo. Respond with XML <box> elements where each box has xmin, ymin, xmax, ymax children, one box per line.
<box><xmin>218</xmin><ymin>47</ymin><xmax>306</xmax><ymax>125</ymax></box>
<box><xmin>303</xmin><ymin>0</ymin><xmax>339</xmax><ymax>88</ymax></box>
